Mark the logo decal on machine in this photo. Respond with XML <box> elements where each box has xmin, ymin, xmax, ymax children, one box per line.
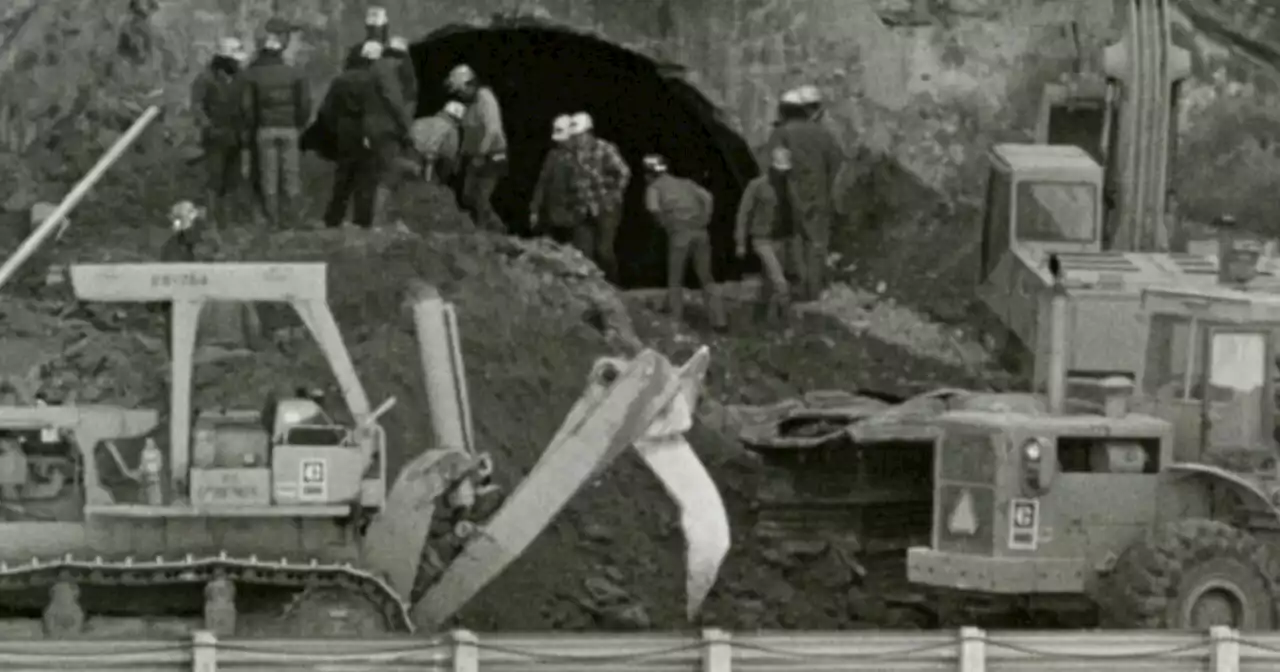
<box><xmin>1008</xmin><ymin>498</ymin><xmax>1039</xmax><ymax>550</ymax></box>
<box><xmin>300</xmin><ymin>458</ymin><xmax>327</xmax><ymax>501</ymax></box>
<box><xmin>947</xmin><ymin>489</ymin><xmax>977</xmax><ymax>536</ymax></box>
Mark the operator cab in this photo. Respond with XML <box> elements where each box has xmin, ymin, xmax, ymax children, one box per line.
<box><xmin>980</xmin><ymin>144</ymin><xmax>1105</xmax><ymax>284</ymax></box>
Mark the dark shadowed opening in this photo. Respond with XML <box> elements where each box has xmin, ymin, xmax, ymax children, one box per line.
<box><xmin>408</xmin><ymin>21</ymin><xmax>759</xmax><ymax>288</ymax></box>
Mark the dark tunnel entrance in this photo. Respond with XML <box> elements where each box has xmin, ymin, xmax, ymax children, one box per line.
<box><xmin>408</xmin><ymin>22</ymin><xmax>759</xmax><ymax>288</ymax></box>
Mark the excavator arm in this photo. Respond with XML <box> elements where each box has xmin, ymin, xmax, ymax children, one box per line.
<box><xmin>1037</xmin><ymin>0</ymin><xmax>1190</xmax><ymax>251</ymax></box>
<box><xmin>363</xmin><ymin>283</ymin><xmax>729</xmax><ymax>628</ymax></box>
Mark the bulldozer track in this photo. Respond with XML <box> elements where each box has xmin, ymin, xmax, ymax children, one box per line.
<box><xmin>0</xmin><ymin>553</ymin><xmax>414</xmax><ymax>633</ymax></box>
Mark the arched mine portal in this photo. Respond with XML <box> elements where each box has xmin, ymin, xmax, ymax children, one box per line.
<box><xmin>408</xmin><ymin>22</ymin><xmax>759</xmax><ymax>289</ymax></box>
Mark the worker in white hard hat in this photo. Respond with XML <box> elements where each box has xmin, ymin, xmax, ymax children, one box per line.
<box><xmin>345</xmin><ymin>5</ymin><xmax>391</xmax><ymax>68</ymax></box>
<box><xmin>794</xmin><ymin>84</ymin><xmax>824</xmax><ymax>117</ymax></box>
<box><xmin>240</xmin><ymin>30</ymin><xmax>311</xmax><ymax>228</ymax></box>
<box><xmin>319</xmin><ymin>41</ymin><xmax>386</xmax><ymax>229</ymax></box>
<box><xmin>191</xmin><ymin>36</ymin><xmax>250</xmax><ymax>229</ymax></box>
<box><xmin>410</xmin><ymin>101</ymin><xmax>467</xmax><ymax>184</ymax></box>
<box><xmin>565</xmin><ymin>111</ymin><xmax>630</xmax><ymax>282</ymax></box>
<box><xmin>447</xmin><ymin>63</ymin><xmax>509</xmax><ymax>232</ymax></box>
<box><xmin>764</xmin><ymin>83</ymin><xmax>843</xmax><ymax>301</ymax></box>
<box><xmin>642</xmin><ymin>153</ymin><xmax>727</xmax><ymax>330</ymax></box>
<box><xmin>529</xmin><ymin>115</ymin><xmax>580</xmax><ymax>242</ymax></box>
<box><xmin>384</xmin><ymin>36</ymin><xmax>418</xmax><ymax>118</ymax></box>
<box><xmin>734</xmin><ymin>145</ymin><xmax>795</xmax><ymax>324</ymax></box>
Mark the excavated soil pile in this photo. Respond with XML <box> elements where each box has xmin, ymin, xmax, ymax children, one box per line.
<box><xmin>2</xmin><ymin>176</ymin><xmax>992</xmax><ymax>631</ymax></box>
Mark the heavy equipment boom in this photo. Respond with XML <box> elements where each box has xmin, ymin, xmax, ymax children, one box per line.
<box><xmin>0</xmin><ymin>261</ymin><xmax>730</xmax><ymax>638</ymax></box>
<box><xmin>1038</xmin><ymin>0</ymin><xmax>1191</xmax><ymax>250</ymax></box>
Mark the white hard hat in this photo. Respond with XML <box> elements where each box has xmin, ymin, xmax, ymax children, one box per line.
<box><xmin>642</xmin><ymin>154</ymin><xmax>667</xmax><ymax>173</ymax></box>
<box><xmin>262</xmin><ymin>33</ymin><xmax>284</xmax><ymax>51</ymax></box>
<box><xmin>365</xmin><ymin>6</ymin><xmax>388</xmax><ymax>26</ymax></box>
<box><xmin>551</xmin><ymin>115</ymin><xmax>573</xmax><ymax>142</ymax></box>
<box><xmin>779</xmin><ymin>89</ymin><xmax>803</xmax><ymax>105</ymax></box>
<box><xmin>215</xmin><ymin>37</ymin><xmax>244</xmax><ymax>59</ymax></box>
<box><xmin>770</xmin><ymin>146</ymin><xmax>792</xmax><ymax>171</ymax></box>
<box><xmin>388</xmin><ymin>36</ymin><xmax>408</xmax><ymax>52</ymax></box>
<box><xmin>795</xmin><ymin>84</ymin><xmax>822</xmax><ymax>104</ymax></box>
<box><xmin>443</xmin><ymin>101</ymin><xmax>466</xmax><ymax>119</ymax></box>
<box><xmin>359</xmin><ymin>40</ymin><xmax>384</xmax><ymax>60</ymax></box>
<box><xmin>569</xmin><ymin>112</ymin><xmax>593</xmax><ymax>134</ymax></box>
<box><xmin>446</xmin><ymin>64</ymin><xmax>476</xmax><ymax>90</ymax></box>
<box><xmin>169</xmin><ymin>201</ymin><xmax>203</xmax><ymax>232</ymax></box>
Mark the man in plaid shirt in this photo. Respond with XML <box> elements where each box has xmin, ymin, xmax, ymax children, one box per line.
<box><xmin>567</xmin><ymin>112</ymin><xmax>631</xmax><ymax>282</ymax></box>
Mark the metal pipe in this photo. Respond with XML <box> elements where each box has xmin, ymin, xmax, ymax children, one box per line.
<box><xmin>1046</xmin><ymin>281</ymin><xmax>1069</xmax><ymax>415</ymax></box>
<box><xmin>0</xmin><ymin>105</ymin><xmax>161</xmax><ymax>292</ymax></box>
<box><xmin>405</xmin><ymin>280</ymin><xmax>474</xmax><ymax>455</ymax></box>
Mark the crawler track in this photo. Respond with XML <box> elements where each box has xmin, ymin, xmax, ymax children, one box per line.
<box><xmin>0</xmin><ymin>553</ymin><xmax>413</xmax><ymax>635</ymax></box>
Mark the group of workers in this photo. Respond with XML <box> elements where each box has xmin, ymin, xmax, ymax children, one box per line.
<box><xmin>187</xmin><ymin>5</ymin><xmax>843</xmax><ymax>331</ymax></box>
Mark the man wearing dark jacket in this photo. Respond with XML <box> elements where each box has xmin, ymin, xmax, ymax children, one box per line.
<box><xmin>320</xmin><ymin>41</ymin><xmax>383</xmax><ymax>229</ymax></box>
<box><xmin>765</xmin><ymin>84</ymin><xmax>843</xmax><ymax>301</ymax></box>
<box><xmin>345</xmin><ymin>6</ymin><xmax>390</xmax><ymax>69</ymax></box>
<box><xmin>385</xmin><ymin>36</ymin><xmax>418</xmax><ymax>120</ymax></box>
<box><xmin>241</xmin><ymin>33</ymin><xmax>311</xmax><ymax>228</ymax></box>
<box><xmin>191</xmin><ymin>37</ymin><xmax>247</xmax><ymax>229</ymax></box>
<box><xmin>643</xmin><ymin>154</ymin><xmax>726</xmax><ymax>331</ymax></box>
<box><xmin>529</xmin><ymin>115</ymin><xmax>579</xmax><ymax>245</ymax></box>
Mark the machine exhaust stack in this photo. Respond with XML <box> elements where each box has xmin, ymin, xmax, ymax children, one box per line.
<box><xmin>1046</xmin><ymin>256</ymin><xmax>1069</xmax><ymax>415</ymax></box>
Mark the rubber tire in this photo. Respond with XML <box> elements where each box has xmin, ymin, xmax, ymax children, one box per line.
<box><xmin>1100</xmin><ymin>519</ymin><xmax>1280</xmax><ymax>629</ymax></box>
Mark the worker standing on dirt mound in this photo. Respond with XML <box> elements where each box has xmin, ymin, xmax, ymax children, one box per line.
<box><xmin>529</xmin><ymin>115</ymin><xmax>580</xmax><ymax>245</ymax></box>
<box><xmin>567</xmin><ymin>111</ymin><xmax>630</xmax><ymax>282</ymax></box>
<box><xmin>240</xmin><ymin>32</ymin><xmax>311</xmax><ymax>228</ymax></box>
<box><xmin>735</xmin><ymin>145</ymin><xmax>794</xmax><ymax>324</ymax></box>
<box><xmin>410</xmin><ymin>101</ymin><xmax>466</xmax><ymax>184</ymax></box>
<box><xmin>191</xmin><ymin>37</ymin><xmax>248</xmax><ymax>230</ymax></box>
<box><xmin>346</xmin><ymin>6</ymin><xmax>390</xmax><ymax>68</ymax></box>
<box><xmin>643</xmin><ymin>154</ymin><xmax>727</xmax><ymax>331</ymax></box>
<box><xmin>320</xmin><ymin>41</ymin><xmax>384</xmax><ymax>229</ymax></box>
<box><xmin>767</xmin><ymin>85</ymin><xmax>843</xmax><ymax>302</ymax></box>
<box><xmin>385</xmin><ymin>37</ymin><xmax>418</xmax><ymax>119</ymax></box>
<box><xmin>448</xmin><ymin>64</ymin><xmax>508</xmax><ymax>232</ymax></box>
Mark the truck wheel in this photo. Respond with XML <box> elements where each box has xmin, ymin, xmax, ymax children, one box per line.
<box><xmin>1101</xmin><ymin>519</ymin><xmax>1280</xmax><ymax>629</ymax></box>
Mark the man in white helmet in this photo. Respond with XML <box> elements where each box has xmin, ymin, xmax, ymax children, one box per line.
<box><xmin>410</xmin><ymin>101</ymin><xmax>466</xmax><ymax>184</ymax></box>
<box><xmin>765</xmin><ymin>83</ymin><xmax>843</xmax><ymax>301</ymax></box>
<box><xmin>240</xmin><ymin>31</ymin><xmax>311</xmax><ymax>228</ymax></box>
<box><xmin>191</xmin><ymin>36</ymin><xmax>249</xmax><ymax>228</ymax></box>
<box><xmin>346</xmin><ymin>6</ymin><xmax>391</xmax><ymax>68</ymax></box>
<box><xmin>565</xmin><ymin>111</ymin><xmax>630</xmax><ymax>282</ymax></box>
<box><xmin>642</xmin><ymin>154</ymin><xmax>726</xmax><ymax>331</ymax></box>
<box><xmin>447</xmin><ymin>63</ymin><xmax>508</xmax><ymax>231</ymax></box>
<box><xmin>529</xmin><ymin>115</ymin><xmax>580</xmax><ymax>243</ymax></box>
<box><xmin>385</xmin><ymin>36</ymin><xmax>418</xmax><ymax>120</ymax></box>
<box><xmin>319</xmin><ymin>40</ymin><xmax>386</xmax><ymax>229</ymax></box>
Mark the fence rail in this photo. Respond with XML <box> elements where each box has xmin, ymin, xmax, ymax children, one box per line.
<box><xmin>1</xmin><ymin>626</ymin><xmax>1275</xmax><ymax>672</ymax></box>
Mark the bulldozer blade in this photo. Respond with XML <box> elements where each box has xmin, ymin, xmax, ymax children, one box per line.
<box><xmin>361</xmin><ymin>449</ymin><xmax>482</xmax><ymax>600</ymax></box>
<box><xmin>412</xmin><ymin>350</ymin><xmax>686</xmax><ymax>629</ymax></box>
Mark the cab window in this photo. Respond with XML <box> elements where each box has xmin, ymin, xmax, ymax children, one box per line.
<box><xmin>1143</xmin><ymin>314</ymin><xmax>1199</xmax><ymax>399</ymax></box>
<box><xmin>1014</xmin><ymin>181</ymin><xmax>1097</xmax><ymax>243</ymax></box>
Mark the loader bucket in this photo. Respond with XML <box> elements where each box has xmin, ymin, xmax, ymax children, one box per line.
<box><xmin>411</xmin><ymin>348</ymin><xmax>724</xmax><ymax>629</ymax></box>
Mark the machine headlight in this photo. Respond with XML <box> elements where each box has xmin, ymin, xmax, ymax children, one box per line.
<box><xmin>1023</xmin><ymin>438</ymin><xmax>1045</xmax><ymax>461</ymax></box>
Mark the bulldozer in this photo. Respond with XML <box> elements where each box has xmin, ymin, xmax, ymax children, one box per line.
<box><xmin>0</xmin><ymin>261</ymin><xmax>729</xmax><ymax>638</ymax></box>
<box><xmin>907</xmin><ymin>234</ymin><xmax>1280</xmax><ymax>629</ymax></box>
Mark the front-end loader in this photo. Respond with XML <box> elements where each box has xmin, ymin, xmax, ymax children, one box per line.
<box><xmin>0</xmin><ymin>261</ymin><xmax>729</xmax><ymax>638</ymax></box>
<box><xmin>907</xmin><ymin>241</ymin><xmax>1280</xmax><ymax>629</ymax></box>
